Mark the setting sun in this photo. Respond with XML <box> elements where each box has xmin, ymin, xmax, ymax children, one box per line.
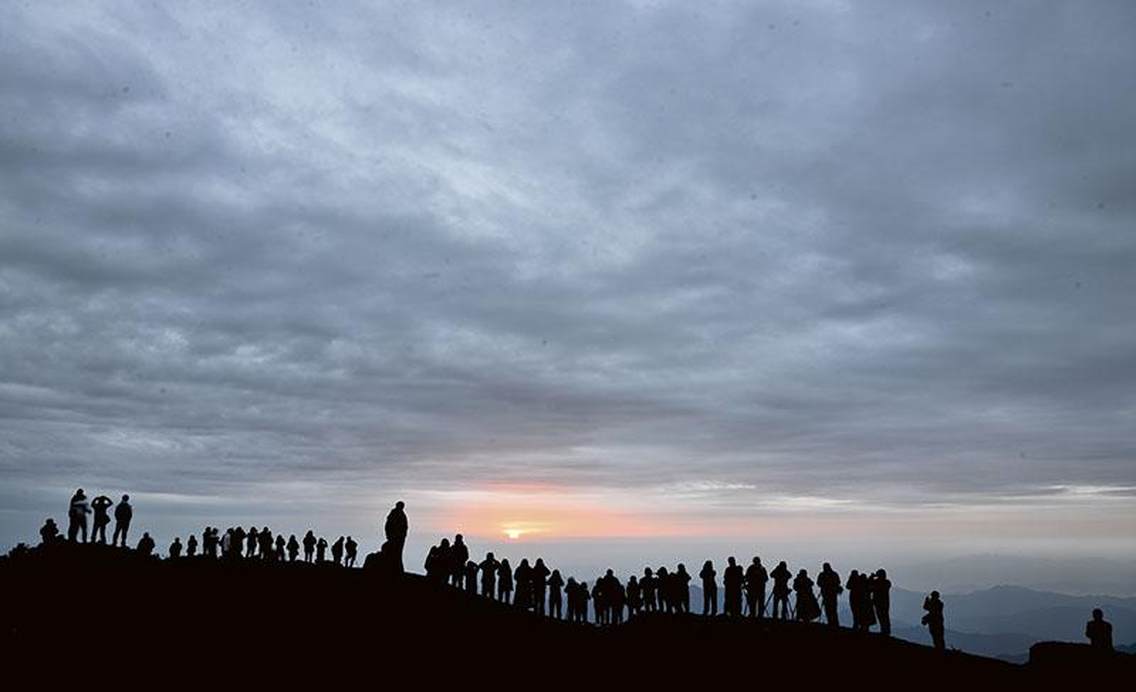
<box><xmin>504</xmin><ymin>528</ymin><xmax>523</xmax><ymax>540</ymax></box>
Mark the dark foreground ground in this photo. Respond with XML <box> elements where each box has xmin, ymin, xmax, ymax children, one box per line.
<box><xmin>2</xmin><ymin>543</ymin><xmax>1130</xmax><ymax>685</ymax></box>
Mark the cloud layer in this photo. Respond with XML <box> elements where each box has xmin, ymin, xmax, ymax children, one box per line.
<box><xmin>2</xmin><ymin>1</ymin><xmax>1134</xmax><ymax>552</ymax></box>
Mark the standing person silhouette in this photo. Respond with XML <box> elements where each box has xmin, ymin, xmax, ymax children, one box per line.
<box><xmin>345</xmin><ymin>537</ymin><xmax>358</xmax><ymax>567</ymax></box>
<box><xmin>817</xmin><ymin>563</ymin><xmax>842</xmax><ymax>627</ymax></box>
<box><xmin>112</xmin><ymin>495</ymin><xmax>132</xmax><ymax>547</ymax></box>
<box><xmin>90</xmin><ymin>495</ymin><xmax>113</xmax><ymax>544</ymax></box>
<box><xmin>331</xmin><ymin>537</ymin><xmax>345</xmax><ymax>565</ymax></box>
<box><xmin>872</xmin><ymin>569</ymin><xmax>891</xmax><ymax>635</ymax></box>
<box><xmin>626</xmin><ymin>575</ymin><xmax>641</xmax><ymax>619</ymax></box>
<box><xmin>549</xmin><ymin>569</ymin><xmax>565</xmax><ymax>619</ymax></box>
<box><xmin>565</xmin><ymin>577</ymin><xmax>579</xmax><ymax>621</ymax></box>
<box><xmin>67</xmin><ymin>489</ymin><xmax>90</xmax><ymax>543</ymax></box>
<box><xmin>846</xmin><ymin>570</ymin><xmax>864</xmax><ymax>630</ymax></box>
<box><xmin>745</xmin><ymin>557</ymin><xmax>768</xmax><ymax>618</ymax></box>
<box><xmin>464</xmin><ymin>560</ymin><xmax>479</xmax><ymax>594</ymax></box>
<box><xmin>922</xmin><ymin>591</ymin><xmax>945</xmax><ymax>651</ymax></box>
<box><xmin>793</xmin><ymin>569</ymin><xmax>820</xmax><ymax>622</ymax></box>
<box><xmin>479</xmin><ymin>552</ymin><xmax>499</xmax><ymax>599</ymax></box>
<box><xmin>531</xmin><ymin>558</ymin><xmax>551</xmax><ymax>615</ymax></box>
<box><xmin>723</xmin><ymin>557</ymin><xmax>743</xmax><ymax>617</ymax></box>
<box><xmin>1085</xmin><ymin>608</ymin><xmax>1113</xmax><ymax>651</ymax></box>
<box><xmin>186</xmin><ymin>533</ymin><xmax>198</xmax><ymax>557</ymax></box>
<box><xmin>699</xmin><ymin>560</ymin><xmax>718</xmax><ymax>616</ymax></box>
<box><xmin>641</xmin><ymin>568</ymin><xmax>657</xmax><ymax>613</ymax></box>
<box><xmin>770</xmin><ymin>561</ymin><xmax>792</xmax><ymax>620</ymax></box>
<box><xmin>514</xmin><ymin>559</ymin><xmax>533</xmax><ymax>610</ymax></box>
<box><xmin>450</xmin><ymin>534</ymin><xmax>469</xmax><ymax>587</ymax></box>
<box><xmin>274</xmin><ymin>534</ymin><xmax>285</xmax><ymax>561</ymax></box>
<box><xmin>497</xmin><ymin>558</ymin><xmax>513</xmax><ymax>603</ymax></box>
<box><xmin>655</xmin><ymin>567</ymin><xmax>671</xmax><ymax>613</ymax></box>
<box><xmin>302</xmin><ymin>530</ymin><xmax>316</xmax><ymax>562</ymax></box>
<box><xmin>384</xmin><ymin>501</ymin><xmax>408</xmax><ymax>574</ymax></box>
<box><xmin>674</xmin><ymin>564</ymin><xmax>692</xmax><ymax>613</ymax></box>
<box><xmin>246</xmin><ymin>527</ymin><xmax>259</xmax><ymax>559</ymax></box>
<box><xmin>231</xmin><ymin>526</ymin><xmax>246</xmax><ymax>558</ymax></box>
<box><xmin>169</xmin><ymin>537</ymin><xmax>183</xmax><ymax>558</ymax></box>
<box><xmin>316</xmin><ymin>537</ymin><xmax>328</xmax><ymax>563</ymax></box>
<box><xmin>286</xmin><ymin>535</ymin><xmax>300</xmax><ymax>562</ymax></box>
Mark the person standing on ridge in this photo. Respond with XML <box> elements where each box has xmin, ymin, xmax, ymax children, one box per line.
<box><xmin>112</xmin><ymin>494</ymin><xmax>132</xmax><ymax>547</ymax></box>
<box><xmin>745</xmin><ymin>557</ymin><xmax>768</xmax><ymax>618</ymax></box>
<box><xmin>872</xmin><ymin>569</ymin><xmax>892</xmax><ymax>635</ymax></box>
<box><xmin>67</xmin><ymin>489</ymin><xmax>90</xmax><ymax>543</ymax></box>
<box><xmin>817</xmin><ymin>563</ymin><xmax>842</xmax><ymax>627</ymax></box>
<box><xmin>1085</xmin><ymin>608</ymin><xmax>1113</xmax><ymax>651</ymax></box>
<box><xmin>549</xmin><ymin>569</ymin><xmax>565</xmax><ymax>619</ymax></box>
<box><xmin>723</xmin><ymin>557</ymin><xmax>743</xmax><ymax>617</ymax></box>
<box><xmin>345</xmin><ymin>536</ymin><xmax>358</xmax><ymax>567</ymax></box>
<box><xmin>699</xmin><ymin>560</ymin><xmax>718</xmax><ymax>616</ymax></box>
<box><xmin>770</xmin><ymin>561</ymin><xmax>792</xmax><ymax>620</ymax></box>
<box><xmin>384</xmin><ymin>501</ymin><xmax>408</xmax><ymax>574</ymax></box>
<box><xmin>922</xmin><ymin>591</ymin><xmax>945</xmax><ymax>651</ymax></box>
<box><xmin>479</xmin><ymin>552</ymin><xmax>499</xmax><ymax>599</ymax></box>
<box><xmin>450</xmin><ymin>534</ymin><xmax>469</xmax><ymax>587</ymax></box>
<box><xmin>302</xmin><ymin>530</ymin><xmax>316</xmax><ymax>562</ymax></box>
<box><xmin>90</xmin><ymin>494</ymin><xmax>113</xmax><ymax>544</ymax></box>
<box><xmin>287</xmin><ymin>534</ymin><xmax>300</xmax><ymax>562</ymax></box>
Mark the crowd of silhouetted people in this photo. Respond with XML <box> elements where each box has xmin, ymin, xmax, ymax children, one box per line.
<box><xmin>30</xmin><ymin>490</ymin><xmax>1120</xmax><ymax>654</ymax></box>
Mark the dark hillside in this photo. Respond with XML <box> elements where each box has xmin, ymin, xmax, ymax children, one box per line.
<box><xmin>1</xmin><ymin>543</ymin><xmax>1128</xmax><ymax>685</ymax></box>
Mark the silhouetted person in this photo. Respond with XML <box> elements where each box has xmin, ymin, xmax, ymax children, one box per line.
<box><xmin>847</xmin><ymin>570</ymin><xmax>874</xmax><ymax>631</ymax></box>
<box><xmin>316</xmin><ymin>537</ymin><xmax>328</xmax><ymax>563</ymax></box>
<box><xmin>641</xmin><ymin>568</ymin><xmax>657</xmax><ymax>612</ymax></box>
<box><xmin>332</xmin><ymin>536</ymin><xmax>345</xmax><ymax>565</ymax></box>
<box><xmin>220</xmin><ymin>528</ymin><xmax>233</xmax><ymax>558</ymax></box>
<box><xmin>450</xmin><ymin>534</ymin><xmax>469</xmax><ymax>588</ymax></box>
<box><xmin>609</xmin><ymin>575</ymin><xmax>626</xmax><ymax>624</ymax></box>
<box><xmin>90</xmin><ymin>495</ymin><xmax>113</xmax><ymax>544</ymax></box>
<box><xmin>793</xmin><ymin>569</ymin><xmax>820</xmax><ymax>622</ymax></box>
<box><xmin>169</xmin><ymin>537</ymin><xmax>183</xmax><ymax>558</ymax></box>
<box><xmin>345</xmin><ymin>536</ymin><xmax>357</xmax><ymax>567</ymax></box>
<box><xmin>137</xmin><ymin>532</ymin><xmax>155</xmax><ymax>557</ymax></box>
<box><xmin>922</xmin><ymin>591</ymin><xmax>945</xmax><ymax>651</ymax></box>
<box><xmin>514</xmin><ymin>558</ymin><xmax>533</xmax><ymax>609</ymax></box>
<box><xmin>565</xmin><ymin>577</ymin><xmax>580</xmax><ymax>621</ymax></box>
<box><xmin>203</xmin><ymin>527</ymin><xmax>218</xmax><ymax>558</ymax></box>
<box><xmin>187</xmin><ymin>533</ymin><xmax>198</xmax><ymax>557</ymax></box>
<box><xmin>656</xmin><ymin>567</ymin><xmax>671</xmax><ymax>613</ymax></box>
<box><xmin>39</xmin><ymin>518</ymin><xmax>60</xmax><ymax>545</ymax></box>
<box><xmin>1086</xmin><ymin>608</ymin><xmax>1113</xmax><ymax>651</ymax></box>
<box><xmin>674</xmin><ymin>564</ymin><xmax>691</xmax><ymax>613</ymax></box>
<box><xmin>723</xmin><ymin>557</ymin><xmax>744</xmax><ymax>617</ymax></box>
<box><xmin>532</xmin><ymin>558</ymin><xmax>551</xmax><ymax>615</ymax></box>
<box><xmin>464</xmin><ymin>560</ymin><xmax>478</xmax><ymax>594</ymax></box>
<box><xmin>425</xmin><ymin>539</ymin><xmax>451</xmax><ymax>584</ymax></box>
<box><xmin>67</xmin><ymin>489</ymin><xmax>90</xmax><ymax>543</ymax></box>
<box><xmin>303</xmin><ymin>530</ymin><xmax>316</xmax><ymax>562</ymax></box>
<box><xmin>745</xmin><ymin>557</ymin><xmax>768</xmax><ymax>618</ymax></box>
<box><xmin>274</xmin><ymin>534</ymin><xmax>285</xmax><ymax>561</ymax></box>
<box><xmin>224</xmin><ymin>526</ymin><xmax>240</xmax><ymax>558</ymax></box>
<box><xmin>112</xmin><ymin>494</ymin><xmax>132</xmax><ymax>546</ymax></box>
<box><xmin>549</xmin><ymin>569</ymin><xmax>565</xmax><ymax>619</ymax></box>
<box><xmin>872</xmin><ymin>568</ymin><xmax>891</xmax><ymax>635</ymax></box>
<box><xmin>770</xmin><ymin>561</ymin><xmax>792</xmax><ymax>619</ymax></box>
<box><xmin>817</xmin><ymin>563</ymin><xmax>842</xmax><ymax>627</ymax></box>
<box><xmin>700</xmin><ymin>560</ymin><xmax>718</xmax><ymax>616</ymax></box>
<box><xmin>287</xmin><ymin>534</ymin><xmax>300</xmax><ymax>562</ymax></box>
<box><xmin>497</xmin><ymin>558</ymin><xmax>513</xmax><ymax>603</ymax></box>
<box><xmin>577</xmin><ymin>581</ymin><xmax>591</xmax><ymax>623</ymax></box>
<box><xmin>479</xmin><ymin>552</ymin><xmax>499</xmax><ymax>598</ymax></box>
<box><xmin>384</xmin><ymin>501</ymin><xmax>408</xmax><ymax>574</ymax></box>
<box><xmin>259</xmin><ymin>527</ymin><xmax>274</xmax><ymax>561</ymax></box>
<box><xmin>247</xmin><ymin>527</ymin><xmax>259</xmax><ymax>559</ymax></box>
<box><xmin>626</xmin><ymin>575</ymin><xmax>641</xmax><ymax>618</ymax></box>
<box><xmin>592</xmin><ymin>579</ymin><xmax>607</xmax><ymax>624</ymax></box>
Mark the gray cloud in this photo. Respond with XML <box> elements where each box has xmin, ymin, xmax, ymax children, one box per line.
<box><xmin>1</xmin><ymin>1</ymin><xmax>1134</xmax><ymax>550</ymax></box>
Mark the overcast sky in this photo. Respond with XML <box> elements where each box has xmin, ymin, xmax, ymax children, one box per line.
<box><xmin>1</xmin><ymin>1</ymin><xmax>1134</xmax><ymax>583</ymax></box>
